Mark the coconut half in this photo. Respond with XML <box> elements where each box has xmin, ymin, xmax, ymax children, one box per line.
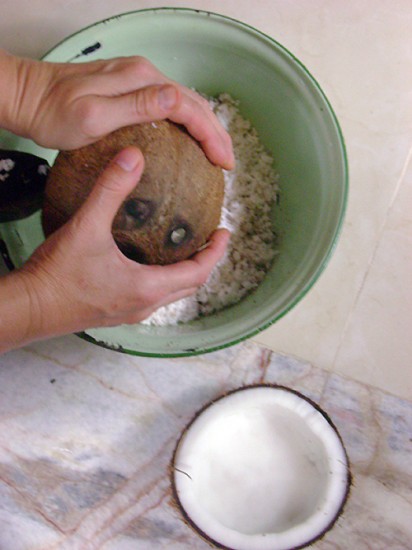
<box><xmin>172</xmin><ymin>385</ymin><xmax>350</xmax><ymax>550</ymax></box>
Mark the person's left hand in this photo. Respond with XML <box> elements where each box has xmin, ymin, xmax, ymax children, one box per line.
<box><xmin>6</xmin><ymin>53</ymin><xmax>234</xmax><ymax>170</ymax></box>
<box><xmin>12</xmin><ymin>147</ymin><xmax>229</xmax><ymax>344</ymax></box>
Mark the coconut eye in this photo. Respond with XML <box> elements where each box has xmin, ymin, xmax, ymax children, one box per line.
<box><xmin>124</xmin><ymin>198</ymin><xmax>154</xmax><ymax>227</ymax></box>
<box><xmin>170</xmin><ymin>227</ymin><xmax>187</xmax><ymax>244</ymax></box>
<box><xmin>167</xmin><ymin>222</ymin><xmax>192</xmax><ymax>248</ymax></box>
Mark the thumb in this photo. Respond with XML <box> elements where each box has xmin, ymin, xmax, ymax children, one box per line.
<box><xmin>92</xmin><ymin>84</ymin><xmax>181</xmax><ymax>135</ymax></box>
<box><xmin>78</xmin><ymin>147</ymin><xmax>144</xmax><ymax>230</ymax></box>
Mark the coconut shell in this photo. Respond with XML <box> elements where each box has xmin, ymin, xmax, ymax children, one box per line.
<box><xmin>42</xmin><ymin>121</ymin><xmax>225</xmax><ymax>265</ymax></box>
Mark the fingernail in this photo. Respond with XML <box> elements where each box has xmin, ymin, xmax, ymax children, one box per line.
<box><xmin>224</xmin><ymin>138</ymin><xmax>236</xmax><ymax>170</ymax></box>
<box><xmin>226</xmin><ymin>148</ymin><xmax>236</xmax><ymax>170</ymax></box>
<box><xmin>115</xmin><ymin>148</ymin><xmax>141</xmax><ymax>172</ymax></box>
<box><xmin>158</xmin><ymin>85</ymin><xmax>178</xmax><ymax>110</ymax></box>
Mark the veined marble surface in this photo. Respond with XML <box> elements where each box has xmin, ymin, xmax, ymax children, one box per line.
<box><xmin>0</xmin><ymin>338</ymin><xmax>411</xmax><ymax>550</ymax></box>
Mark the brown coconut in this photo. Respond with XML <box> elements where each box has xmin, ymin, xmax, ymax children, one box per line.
<box><xmin>42</xmin><ymin>121</ymin><xmax>225</xmax><ymax>265</ymax></box>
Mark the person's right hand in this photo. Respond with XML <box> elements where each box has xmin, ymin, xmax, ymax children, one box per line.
<box><xmin>11</xmin><ymin>147</ymin><xmax>229</xmax><ymax>348</ymax></box>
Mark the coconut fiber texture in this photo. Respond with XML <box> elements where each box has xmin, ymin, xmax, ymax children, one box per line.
<box><xmin>42</xmin><ymin>121</ymin><xmax>225</xmax><ymax>265</ymax></box>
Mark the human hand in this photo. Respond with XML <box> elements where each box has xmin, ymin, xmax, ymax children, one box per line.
<box><xmin>10</xmin><ymin>147</ymin><xmax>229</xmax><ymax>347</ymax></box>
<box><xmin>1</xmin><ymin>52</ymin><xmax>234</xmax><ymax>169</ymax></box>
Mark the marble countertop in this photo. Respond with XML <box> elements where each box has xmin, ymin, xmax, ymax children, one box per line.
<box><xmin>0</xmin><ymin>338</ymin><xmax>411</xmax><ymax>549</ymax></box>
<box><xmin>0</xmin><ymin>1</ymin><xmax>411</xmax><ymax>549</ymax></box>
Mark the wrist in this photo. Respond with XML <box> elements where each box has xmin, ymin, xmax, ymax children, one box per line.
<box><xmin>0</xmin><ymin>263</ymin><xmax>70</xmax><ymax>353</ymax></box>
<box><xmin>0</xmin><ymin>263</ymin><xmax>76</xmax><ymax>353</ymax></box>
<box><xmin>12</xmin><ymin>262</ymin><xmax>71</xmax><ymax>347</ymax></box>
<box><xmin>0</xmin><ymin>49</ymin><xmax>46</xmax><ymax>139</ymax></box>
<box><xmin>0</xmin><ymin>270</ymin><xmax>36</xmax><ymax>353</ymax></box>
<box><xmin>0</xmin><ymin>50</ymin><xmax>19</xmax><ymax>133</ymax></box>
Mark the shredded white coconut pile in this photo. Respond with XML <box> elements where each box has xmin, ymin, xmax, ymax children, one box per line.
<box><xmin>143</xmin><ymin>93</ymin><xmax>279</xmax><ymax>326</ymax></box>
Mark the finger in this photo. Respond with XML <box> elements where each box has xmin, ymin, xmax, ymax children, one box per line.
<box><xmin>84</xmin><ymin>84</ymin><xmax>182</xmax><ymax>138</ymax></box>
<box><xmin>77</xmin><ymin>147</ymin><xmax>144</xmax><ymax>230</ymax></box>
<box><xmin>120</xmin><ymin>86</ymin><xmax>234</xmax><ymax>169</ymax></box>
<box><xmin>73</xmin><ymin>56</ymin><xmax>169</xmax><ymax>96</ymax></box>
<box><xmin>81</xmin><ymin>84</ymin><xmax>234</xmax><ymax>169</ymax></box>
<box><xmin>154</xmin><ymin>286</ymin><xmax>199</xmax><ymax>310</ymax></box>
<box><xmin>75</xmin><ymin>54</ymin><xmax>234</xmax><ymax>168</ymax></box>
<box><xmin>129</xmin><ymin>286</ymin><xmax>199</xmax><ymax>324</ymax></box>
<box><xmin>102</xmin><ymin>280</ymin><xmax>199</xmax><ymax>326</ymax></box>
<box><xmin>168</xmin><ymin>94</ymin><xmax>235</xmax><ymax>170</ymax></box>
<box><xmin>143</xmin><ymin>229</ymin><xmax>230</xmax><ymax>295</ymax></box>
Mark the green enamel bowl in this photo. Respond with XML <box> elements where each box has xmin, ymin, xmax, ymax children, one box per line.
<box><xmin>0</xmin><ymin>8</ymin><xmax>348</xmax><ymax>356</ymax></box>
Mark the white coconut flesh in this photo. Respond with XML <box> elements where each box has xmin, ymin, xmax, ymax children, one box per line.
<box><xmin>173</xmin><ymin>386</ymin><xmax>349</xmax><ymax>550</ymax></box>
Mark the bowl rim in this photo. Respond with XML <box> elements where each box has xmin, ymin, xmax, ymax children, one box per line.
<box><xmin>39</xmin><ymin>7</ymin><xmax>349</xmax><ymax>358</ymax></box>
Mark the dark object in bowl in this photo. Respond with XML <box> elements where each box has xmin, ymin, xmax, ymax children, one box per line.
<box><xmin>0</xmin><ymin>150</ymin><xmax>49</xmax><ymax>222</ymax></box>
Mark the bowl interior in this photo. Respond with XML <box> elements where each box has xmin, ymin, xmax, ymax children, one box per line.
<box><xmin>0</xmin><ymin>9</ymin><xmax>347</xmax><ymax>356</ymax></box>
